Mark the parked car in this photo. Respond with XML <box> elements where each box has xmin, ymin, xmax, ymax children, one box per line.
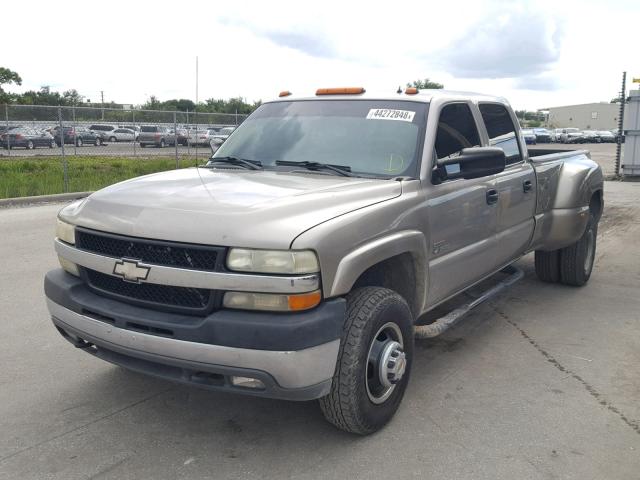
<box><xmin>187</xmin><ymin>128</ymin><xmax>219</xmax><ymax>146</ymax></box>
<box><xmin>559</xmin><ymin>128</ymin><xmax>582</xmax><ymax>143</ymax></box>
<box><xmin>138</xmin><ymin>125</ymin><xmax>176</xmax><ymax>148</ymax></box>
<box><xmin>0</xmin><ymin>127</ymin><xmax>56</xmax><ymax>149</ymax></box>
<box><xmin>596</xmin><ymin>131</ymin><xmax>616</xmax><ymax>143</ymax></box>
<box><xmin>48</xmin><ymin>89</ymin><xmax>603</xmax><ymax>435</ymax></box>
<box><xmin>169</xmin><ymin>128</ymin><xmax>189</xmax><ymax>146</ymax></box>
<box><xmin>0</xmin><ymin>124</ymin><xmax>23</xmax><ymax>135</ymax></box>
<box><xmin>533</xmin><ymin>128</ymin><xmax>551</xmax><ymax>143</ymax></box>
<box><xmin>53</xmin><ymin>126</ymin><xmax>102</xmax><ymax>146</ymax></box>
<box><xmin>107</xmin><ymin>128</ymin><xmax>138</xmax><ymax>142</ymax></box>
<box><xmin>552</xmin><ymin>128</ymin><xmax>564</xmax><ymax>142</ymax></box>
<box><xmin>119</xmin><ymin>125</ymin><xmax>141</xmax><ymax>133</ymax></box>
<box><xmin>521</xmin><ymin>128</ymin><xmax>537</xmax><ymax>144</ymax></box>
<box><xmin>581</xmin><ymin>130</ymin><xmax>600</xmax><ymax>143</ymax></box>
<box><xmin>88</xmin><ymin>124</ymin><xmax>118</xmax><ymax>142</ymax></box>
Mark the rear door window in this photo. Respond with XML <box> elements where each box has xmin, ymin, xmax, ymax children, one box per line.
<box><xmin>479</xmin><ymin>103</ymin><xmax>522</xmax><ymax>164</ymax></box>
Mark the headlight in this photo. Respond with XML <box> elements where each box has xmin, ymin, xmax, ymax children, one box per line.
<box><xmin>56</xmin><ymin>218</ymin><xmax>75</xmax><ymax>245</ymax></box>
<box><xmin>226</xmin><ymin>249</ymin><xmax>319</xmax><ymax>274</ymax></box>
<box><xmin>56</xmin><ymin>218</ymin><xmax>78</xmax><ymax>276</ymax></box>
<box><xmin>223</xmin><ymin>290</ymin><xmax>321</xmax><ymax>312</ymax></box>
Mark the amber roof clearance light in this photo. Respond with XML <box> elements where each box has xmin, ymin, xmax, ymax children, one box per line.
<box><xmin>279</xmin><ymin>90</ymin><xmax>292</xmax><ymax>97</ymax></box>
<box><xmin>405</xmin><ymin>87</ymin><xmax>419</xmax><ymax>95</ymax></box>
<box><xmin>316</xmin><ymin>87</ymin><xmax>366</xmax><ymax>95</ymax></box>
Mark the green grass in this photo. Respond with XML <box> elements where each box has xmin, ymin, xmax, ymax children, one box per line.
<box><xmin>0</xmin><ymin>156</ymin><xmax>198</xmax><ymax>199</ymax></box>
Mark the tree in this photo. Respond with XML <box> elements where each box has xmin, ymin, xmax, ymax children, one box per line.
<box><xmin>407</xmin><ymin>78</ymin><xmax>444</xmax><ymax>90</ymax></box>
<box><xmin>0</xmin><ymin>67</ymin><xmax>22</xmax><ymax>103</ymax></box>
<box><xmin>62</xmin><ymin>89</ymin><xmax>84</xmax><ymax>106</ymax></box>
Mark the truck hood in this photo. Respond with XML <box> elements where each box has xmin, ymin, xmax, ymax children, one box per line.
<box><xmin>61</xmin><ymin>167</ymin><xmax>401</xmax><ymax>249</ymax></box>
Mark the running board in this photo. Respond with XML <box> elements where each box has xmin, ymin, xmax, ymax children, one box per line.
<box><xmin>414</xmin><ymin>265</ymin><xmax>524</xmax><ymax>339</ymax></box>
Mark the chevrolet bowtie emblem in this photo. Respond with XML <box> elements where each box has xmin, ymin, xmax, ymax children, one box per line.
<box><xmin>113</xmin><ymin>259</ymin><xmax>151</xmax><ymax>283</ymax></box>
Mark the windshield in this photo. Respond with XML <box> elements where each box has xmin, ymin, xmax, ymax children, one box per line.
<box><xmin>212</xmin><ymin>100</ymin><xmax>428</xmax><ymax>178</ymax></box>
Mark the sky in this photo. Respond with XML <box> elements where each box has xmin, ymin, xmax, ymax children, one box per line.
<box><xmin>3</xmin><ymin>0</ymin><xmax>639</xmax><ymax>111</ymax></box>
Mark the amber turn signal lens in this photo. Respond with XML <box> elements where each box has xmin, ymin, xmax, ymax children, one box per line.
<box><xmin>405</xmin><ymin>87</ymin><xmax>419</xmax><ymax>94</ymax></box>
<box><xmin>288</xmin><ymin>290</ymin><xmax>322</xmax><ymax>311</ymax></box>
<box><xmin>316</xmin><ymin>87</ymin><xmax>366</xmax><ymax>95</ymax></box>
<box><xmin>279</xmin><ymin>90</ymin><xmax>292</xmax><ymax>97</ymax></box>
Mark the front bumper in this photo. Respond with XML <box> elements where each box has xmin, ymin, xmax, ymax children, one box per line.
<box><xmin>45</xmin><ymin>269</ymin><xmax>345</xmax><ymax>401</ymax></box>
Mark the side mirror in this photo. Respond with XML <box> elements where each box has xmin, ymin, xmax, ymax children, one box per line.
<box><xmin>435</xmin><ymin>147</ymin><xmax>506</xmax><ymax>181</ymax></box>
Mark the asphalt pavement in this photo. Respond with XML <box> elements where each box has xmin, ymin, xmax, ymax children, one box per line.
<box><xmin>0</xmin><ymin>181</ymin><xmax>639</xmax><ymax>480</ymax></box>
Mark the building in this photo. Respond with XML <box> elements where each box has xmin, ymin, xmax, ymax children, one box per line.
<box><xmin>542</xmin><ymin>102</ymin><xmax>619</xmax><ymax>130</ymax></box>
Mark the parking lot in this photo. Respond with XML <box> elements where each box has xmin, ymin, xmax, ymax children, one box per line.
<box><xmin>1</xmin><ymin>145</ymin><xmax>639</xmax><ymax>478</ymax></box>
<box><xmin>0</xmin><ymin>142</ymin><xmax>213</xmax><ymax>159</ymax></box>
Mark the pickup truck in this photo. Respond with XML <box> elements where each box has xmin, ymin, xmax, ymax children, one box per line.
<box><xmin>45</xmin><ymin>88</ymin><xmax>603</xmax><ymax>435</ymax></box>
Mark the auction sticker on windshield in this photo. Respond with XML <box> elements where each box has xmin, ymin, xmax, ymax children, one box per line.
<box><xmin>366</xmin><ymin>108</ymin><xmax>415</xmax><ymax>122</ymax></box>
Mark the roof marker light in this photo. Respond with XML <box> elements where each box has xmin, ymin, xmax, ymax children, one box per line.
<box><xmin>279</xmin><ymin>90</ymin><xmax>292</xmax><ymax>97</ymax></box>
<box><xmin>316</xmin><ymin>87</ymin><xmax>366</xmax><ymax>95</ymax></box>
<box><xmin>405</xmin><ymin>87</ymin><xmax>419</xmax><ymax>95</ymax></box>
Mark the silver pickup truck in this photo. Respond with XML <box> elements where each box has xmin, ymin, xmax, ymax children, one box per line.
<box><xmin>45</xmin><ymin>88</ymin><xmax>603</xmax><ymax>435</ymax></box>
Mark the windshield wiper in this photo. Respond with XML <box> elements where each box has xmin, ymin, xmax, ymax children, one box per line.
<box><xmin>203</xmin><ymin>156</ymin><xmax>263</xmax><ymax>170</ymax></box>
<box><xmin>275</xmin><ymin>160</ymin><xmax>354</xmax><ymax>177</ymax></box>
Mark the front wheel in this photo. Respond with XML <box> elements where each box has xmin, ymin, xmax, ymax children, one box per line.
<box><xmin>160</xmin><ymin>139</ymin><xmax>166</xmax><ymax>148</ymax></box>
<box><xmin>319</xmin><ymin>287</ymin><xmax>414</xmax><ymax>435</ymax></box>
<box><xmin>76</xmin><ymin>138</ymin><xmax>83</xmax><ymax>147</ymax></box>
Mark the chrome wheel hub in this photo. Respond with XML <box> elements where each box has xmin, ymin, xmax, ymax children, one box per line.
<box><xmin>379</xmin><ymin>341</ymin><xmax>406</xmax><ymax>388</ymax></box>
<box><xmin>366</xmin><ymin>322</ymin><xmax>405</xmax><ymax>404</ymax></box>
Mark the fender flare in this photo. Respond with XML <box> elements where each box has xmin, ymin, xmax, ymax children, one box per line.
<box><xmin>329</xmin><ymin>230</ymin><xmax>428</xmax><ymax>314</ymax></box>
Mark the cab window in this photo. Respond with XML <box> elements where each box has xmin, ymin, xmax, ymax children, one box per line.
<box><xmin>434</xmin><ymin>103</ymin><xmax>481</xmax><ymax>160</ymax></box>
<box><xmin>479</xmin><ymin>103</ymin><xmax>522</xmax><ymax>165</ymax></box>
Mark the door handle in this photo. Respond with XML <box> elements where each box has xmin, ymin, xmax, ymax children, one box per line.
<box><xmin>523</xmin><ymin>180</ymin><xmax>533</xmax><ymax>193</ymax></box>
<box><xmin>486</xmin><ymin>189</ymin><xmax>499</xmax><ymax>205</ymax></box>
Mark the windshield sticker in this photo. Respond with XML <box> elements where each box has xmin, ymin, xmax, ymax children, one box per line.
<box><xmin>366</xmin><ymin>108</ymin><xmax>415</xmax><ymax>122</ymax></box>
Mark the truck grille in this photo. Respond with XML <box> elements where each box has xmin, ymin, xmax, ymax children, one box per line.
<box><xmin>86</xmin><ymin>270</ymin><xmax>212</xmax><ymax>311</ymax></box>
<box><xmin>75</xmin><ymin>228</ymin><xmax>225</xmax><ymax>315</ymax></box>
<box><xmin>75</xmin><ymin>228</ymin><xmax>223</xmax><ymax>271</ymax></box>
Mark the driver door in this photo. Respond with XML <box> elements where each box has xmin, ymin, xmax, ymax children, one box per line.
<box><xmin>426</xmin><ymin>102</ymin><xmax>499</xmax><ymax>304</ymax></box>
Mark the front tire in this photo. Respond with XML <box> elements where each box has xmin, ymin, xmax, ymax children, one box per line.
<box><xmin>319</xmin><ymin>287</ymin><xmax>414</xmax><ymax>435</ymax></box>
<box><xmin>76</xmin><ymin>138</ymin><xmax>83</xmax><ymax>147</ymax></box>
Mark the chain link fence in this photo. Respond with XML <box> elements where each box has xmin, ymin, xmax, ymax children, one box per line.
<box><xmin>1</xmin><ymin>104</ymin><xmax>248</xmax><ymax>197</ymax></box>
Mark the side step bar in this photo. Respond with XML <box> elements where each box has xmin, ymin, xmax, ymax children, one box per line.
<box><xmin>414</xmin><ymin>265</ymin><xmax>524</xmax><ymax>339</ymax></box>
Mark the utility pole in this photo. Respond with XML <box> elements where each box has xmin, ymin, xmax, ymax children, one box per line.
<box><xmin>195</xmin><ymin>56</ymin><xmax>199</xmax><ymax>109</ymax></box>
<box><xmin>100</xmin><ymin>90</ymin><xmax>105</xmax><ymax>120</ymax></box>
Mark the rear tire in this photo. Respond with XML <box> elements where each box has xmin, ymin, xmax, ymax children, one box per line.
<box><xmin>140</xmin><ymin>143</ymin><xmax>146</xmax><ymax>148</ymax></box>
<box><xmin>319</xmin><ymin>287</ymin><xmax>413</xmax><ymax>435</ymax></box>
<box><xmin>109</xmin><ymin>136</ymin><xmax>117</xmax><ymax>143</ymax></box>
<box><xmin>535</xmin><ymin>213</ymin><xmax>597</xmax><ymax>286</ymax></box>
<box><xmin>535</xmin><ymin>250</ymin><xmax>561</xmax><ymax>283</ymax></box>
<box><xmin>160</xmin><ymin>139</ymin><xmax>166</xmax><ymax>148</ymax></box>
<box><xmin>76</xmin><ymin>138</ymin><xmax>83</xmax><ymax>147</ymax></box>
<box><xmin>50</xmin><ymin>140</ymin><xmax>55</xmax><ymax>148</ymax></box>
<box><xmin>559</xmin><ymin>213</ymin><xmax>597</xmax><ymax>286</ymax></box>
<box><xmin>26</xmin><ymin>140</ymin><xmax>34</xmax><ymax>150</ymax></box>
